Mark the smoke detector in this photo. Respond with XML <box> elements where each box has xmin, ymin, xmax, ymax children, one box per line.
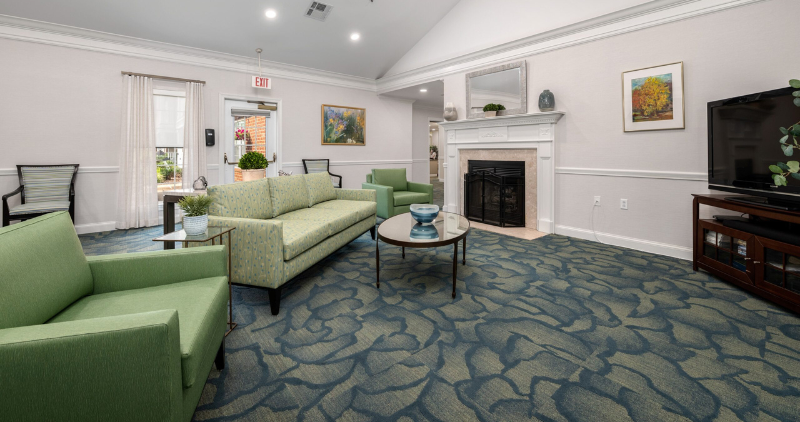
<box><xmin>305</xmin><ymin>2</ymin><xmax>333</xmax><ymax>22</ymax></box>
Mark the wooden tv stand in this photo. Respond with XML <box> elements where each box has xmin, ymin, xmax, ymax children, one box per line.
<box><xmin>692</xmin><ymin>194</ymin><xmax>800</xmax><ymax>313</ymax></box>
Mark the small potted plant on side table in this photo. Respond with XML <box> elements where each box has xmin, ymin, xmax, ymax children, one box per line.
<box><xmin>483</xmin><ymin>103</ymin><xmax>506</xmax><ymax>117</ymax></box>
<box><xmin>179</xmin><ymin>194</ymin><xmax>214</xmax><ymax>235</ymax></box>
<box><xmin>238</xmin><ymin>151</ymin><xmax>268</xmax><ymax>181</ymax></box>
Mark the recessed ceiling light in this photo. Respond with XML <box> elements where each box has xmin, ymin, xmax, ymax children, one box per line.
<box><xmin>350</xmin><ymin>32</ymin><xmax>360</xmax><ymax>41</ymax></box>
<box><xmin>265</xmin><ymin>9</ymin><xmax>277</xmax><ymax>19</ymax></box>
<box><xmin>419</xmin><ymin>88</ymin><xmax>428</xmax><ymax>93</ymax></box>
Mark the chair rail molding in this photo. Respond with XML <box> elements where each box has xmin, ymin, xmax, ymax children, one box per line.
<box><xmin>0</xmin><ymin>15</ymin><xmax>377</xmax><ymax>92</ymax></box>
<box><xmin>556</xmin><ymin>167</ymin><xmax>707</xmax><ymax>181</ymax></box>
<box><xmin>439</xmin><ymin>112</ymin><xmax>565</xmax><ymax>233</ymax></box>
<box><xmin>0</xmin><ymin>166</ymin><xmax>119</xmax><ymax>176</ymax></box>
<box><xmin>376</xmin><ymin>0</ymin><xmax>767</xmax><ymax>93</ymax></box>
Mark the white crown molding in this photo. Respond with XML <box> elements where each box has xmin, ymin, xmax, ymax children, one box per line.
<box><xmin>438</xmin><ymin>111</ymin><xmax>564</xmax><ymax>130</ymax></box>
<box><xmin>0</xmin><ymin>166</ymin><xmax>119</xmax><ymax>176</ymax></box>
<box><xmin>376</xmin><ymin>0</ymin><xmax>767</xmax><ymax>93</ymax></box>
<box><xmin>0</xmin><ymin>15</ymin><xmax>377</xmax><ymax>92</ymax></box>
<box><xmin>556</xmin><ymin>167</ymin><xmax>707</xmax><ymax>181</ymax></box>
<box><xmin>555</xmin><ymin>224</ymin><xmax>692</xmax><ymax>260</ymax></box>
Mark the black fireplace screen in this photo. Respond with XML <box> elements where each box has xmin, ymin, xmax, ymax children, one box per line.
<box><xmin>464</xmin><ymin>160</ymin><xmax>525</xmax><ymax>227</ymax></box>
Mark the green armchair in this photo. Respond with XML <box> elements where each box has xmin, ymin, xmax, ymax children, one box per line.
<box><xmin>362</xmin><ymin>168</ymin><xmax>433</xmax><ymax>219</ymax></box>
<box><xmin>0</xmin><ymin>212</ymin><xmax>229</xmax><ymax>422</ymax></box>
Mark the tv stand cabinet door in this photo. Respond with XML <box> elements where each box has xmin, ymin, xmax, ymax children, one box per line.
<box><xmin>754</xmin><ymin>236</ymin><xmax>800</xmax><ymax>307</ymax></box>
<box><xmin>697</xmin><ymin>220</ymin><xmax>755</xmax><ymax>285</ymax></box>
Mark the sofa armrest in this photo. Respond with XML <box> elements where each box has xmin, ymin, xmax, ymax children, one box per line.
<box><xmin>336</xmin><ymin>188</ymin><xmax>377</xmax><ymax>202</ymax></box>
<box><xmin>361</xmin><ymin>183</ymin><xmax>393</xmax><ymax>218</ymax></box>
<box><xmin>407</xmin><ymin>181</ymin><xmax>434</xmax><ymax>201</ymax></box>
<box><xmin>208</xmin><ymin>216</ymin><xmax>285</xmax><ymax>288</ymax></box>
<box><xmin>88</xmin><ymin>246</ymin><xmax>228</xmax><ymax>294</ymax></box>
<box><xmin>0</xmin><ymin>310</ymin><xmax>183</xmax><ymax>422</ymax></box>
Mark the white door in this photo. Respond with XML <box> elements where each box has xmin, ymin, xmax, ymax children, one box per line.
<box><xmin>223</xmin><ymin>100</ymin><xmax>278</xmax><ymax>184</ymax></box>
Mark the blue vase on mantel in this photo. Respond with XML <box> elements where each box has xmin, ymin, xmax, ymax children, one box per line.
<box><xmin>538</xmin><ymin>90</ymin><xmax>555</xmax><ymax>112</ymax></box>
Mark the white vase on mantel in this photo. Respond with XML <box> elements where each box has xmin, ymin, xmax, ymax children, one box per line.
<box><xmin>443</xmin><ymin>102</ymin><xmax>458</xmax><ymax>121</ymax></box>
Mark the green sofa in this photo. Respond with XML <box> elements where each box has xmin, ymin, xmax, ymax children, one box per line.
<box><xmin>0</xmin><ymin>212</ymin><xmax>229</xmax><ymax>422</ymax></box>
<box><xmin>206</xmin><ymin>171</ymin><xmax>376</xmax><ymax>315</ymax></box>
<box><xmin>362</xmin><ymin>168</ymin><xmax>433</xmax><ymax>219</ymax></box>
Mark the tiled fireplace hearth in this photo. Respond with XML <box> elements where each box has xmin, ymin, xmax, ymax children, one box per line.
<box><xmin>438</xmin><ymin>112</ymin><xmax>564</xmax><ymax>233</ymax></box>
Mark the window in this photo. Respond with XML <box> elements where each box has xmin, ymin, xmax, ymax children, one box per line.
<box><xmin>233</xmin><ymin>115</ymin><xmax>267</xmax><ymax>161</ymax></box>
<box><xmin>154</xmin><ymin>90</ymin><xmax>186</xmax><ymax>192</ymax></box>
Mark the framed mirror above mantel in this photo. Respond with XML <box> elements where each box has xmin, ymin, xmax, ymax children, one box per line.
<box><xmin>466</xmin><ymin>61</ymin><xmax>527</xmax><ymax>119</ymax></box>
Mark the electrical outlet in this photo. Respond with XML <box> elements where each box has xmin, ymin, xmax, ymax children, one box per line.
<box><xmin>620</xmin><ymin>199</ymin><xmax>628</xmax><ymax>210</ymax></box>
<box><xmin>594</xmin><ymin>196</ymin><xmax>601</xmax><ymax>205</ymax></box>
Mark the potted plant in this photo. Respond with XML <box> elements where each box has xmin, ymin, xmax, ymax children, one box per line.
<box><xmin>482</xmin><ymin>103</ymin><xmax>506</xmax><ymax>117</ymax></box>
<box><xmin>238</xmin><ymin>151</ymin><xmax>269</xmax><ymax>181</ymax></box>
<box><xmin>178</xmin><ymin>194</ymin><xmax>214</xmax><ymax>235</ymax></box>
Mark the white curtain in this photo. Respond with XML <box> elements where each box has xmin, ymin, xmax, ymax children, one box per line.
<box><xmin>182</xmin><ymin>82</ymin><xmax>206</xmax><ymax>188</ymax></box>
<box><xmin>116</xmin><ymin>75</ymin><xmax>159</xmax><ymax>229</ymax></box>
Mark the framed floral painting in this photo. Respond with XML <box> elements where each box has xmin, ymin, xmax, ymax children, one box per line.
<box><xmin>321</xmin><ymin>104</ymin><xmax>366</xmax><ymax>145</ymax></box>
<box><xmin>622</xmin><ymin>62</ymin><xmax>684</xmax><ymax>132</ymax></box>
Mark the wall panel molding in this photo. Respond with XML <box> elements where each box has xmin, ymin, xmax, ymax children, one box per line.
<box><xmin>555</xmin><ymin>167</ymin><xmax>707</xmax><ymax>181</ymax></box>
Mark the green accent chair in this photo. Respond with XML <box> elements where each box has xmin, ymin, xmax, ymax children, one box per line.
<box><xmin>206</xmin><ymin>172</ymin><xmax>377</xmax><ymax>315</ymax></box>
<box><xmin>362</xmin><ymin>168</ymin><xmax>433</xmax><ymax>219</ymax></box>
<box><xmin>0</xmin><ymin>212</ymin><xmax>229</xmax><ymax>422</ymax></box>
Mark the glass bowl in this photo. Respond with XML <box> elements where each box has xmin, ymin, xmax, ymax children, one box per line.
<box><xmin>409</xmin><ymin>204</ymin><xmax>439</xmax><ymax>225</ymax></box>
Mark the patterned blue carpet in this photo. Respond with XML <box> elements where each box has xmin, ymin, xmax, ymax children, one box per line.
<box><xmin>78</xmin><ymin>225</ymin><xmax>800</xmax><ymax>421</ymax></box>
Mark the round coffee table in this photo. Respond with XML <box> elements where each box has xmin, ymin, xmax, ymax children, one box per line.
<box><xmin>376</xmin><ymin>211</ymin><xmax>470</xmax><ymax>298</ymax></box>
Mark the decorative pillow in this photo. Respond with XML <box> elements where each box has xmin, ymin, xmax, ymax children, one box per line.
<box><xmin>372</xmin><ymin>168</ymin><xmax>408</xmax><ymax>191</ymax></box>
<box><xmin>268</xmin><ymin>175</ymin><xmax>309</xmax><ymax>216</ymax></box>
<box><xmin>304</xmin><ymin>171</ymin><xmax>337</xmax><ymax>206</ymax></box>
<box><xmin>208</xmin><ymin>178</ymin><xmax>272</xmax><ymax>219</ymax></box>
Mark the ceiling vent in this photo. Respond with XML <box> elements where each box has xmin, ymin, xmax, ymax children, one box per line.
<box><xmin>305</xmin><ymin>2</ymin><xmax>333</xmax><ymax>22</ymax></box>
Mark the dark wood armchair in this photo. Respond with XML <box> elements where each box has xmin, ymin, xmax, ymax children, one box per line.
<box><xmin>2</xmin><ymin>164</ymin><xmax>79</xmax><ymax>227</ymax></box>
<box><xmin>302</xmin><ymin>159</ymin><xmax>342</xmax><ymax>188</ymax></box>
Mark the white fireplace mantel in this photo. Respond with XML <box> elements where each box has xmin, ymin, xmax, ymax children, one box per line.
<box><xmin>438</xmin><ymin>111</ymin><xmax>564</xmax><ymax>233</ymax></box>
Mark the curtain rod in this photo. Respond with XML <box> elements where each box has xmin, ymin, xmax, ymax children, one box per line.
<box><xmin>121</xmin><ymin>71</ymin><xmax>206</xmax><ymax>85</ymax></box>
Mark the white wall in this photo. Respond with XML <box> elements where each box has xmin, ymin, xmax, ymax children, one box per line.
<box><xmin>411</xmin><ymin>104</ymin><xmax>442</xmax><ymax>183</ymax></box>
<box><xmin>0</xmin><ymin>38</ymin><xmax>413</xmax><ymax>233</ymax></box>
<box><xmin>436</xmin><ymin>0</ymin><xmax>799</xmax><ymax>258</ymax></box>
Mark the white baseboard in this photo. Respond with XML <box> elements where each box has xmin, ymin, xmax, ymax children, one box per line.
<box><xmin>555</xmin><ymin>224</ymin><xmax>691</xmax><ymax>261</ymax></box>
<box><xmin>74</xmin><ymin>221</ymin><xmax>116</xmax><ymax>235</ymax></box>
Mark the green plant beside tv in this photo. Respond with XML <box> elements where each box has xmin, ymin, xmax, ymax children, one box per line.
<box><xmin>770</xmin><ymin>79</ymin><xmax>800</xmax><ymax>186</ymax></box>
<box><xmin>238</xmin><ymin>151</ymin><xmax>269</xmax><ymax>182</ymax></box>
<box><xmin>179</xmin><ymin>194</ymin><xmax>214</xmax><ymax>235</ymax></box>
<box><xmin>482</xmin><ymin>103</ymin><xmax>506</xmax><ymax>117</ymax></box>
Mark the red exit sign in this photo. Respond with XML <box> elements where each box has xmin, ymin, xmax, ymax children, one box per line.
<box><xmin>252</xmin><ymin>76</ymin><xmax>272</xmax><ymax>89</ymax></box>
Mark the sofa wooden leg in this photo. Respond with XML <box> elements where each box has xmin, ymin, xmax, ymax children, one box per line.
<box><xmin>215</xmin><ymin>342</ymin><xmax>225</xmax><ymax>370</ymax></box>
<box><xmin>267</xmin><ymin>287</ymin><xmax>282</xmax><ymax>315</ymax></box>
<box><xmin>370</xmin><ymin>226</ymin><xmax>376</xmax><ymax>240</ymax></box>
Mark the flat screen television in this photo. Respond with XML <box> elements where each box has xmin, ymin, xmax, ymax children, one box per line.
<box><xmin>708</xmin><ymin>87</ymin><xmax>800</xmax><ymax>208</ymax></box>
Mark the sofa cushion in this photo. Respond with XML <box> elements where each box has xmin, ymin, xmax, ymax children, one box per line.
<box><xmin>312</xmin><ymin>200</ymin><xmax>377</xmax><ymax>221</ymax></box>
<box><xmin>274</xmin><ymin>208</ymin><xmax>358</xmax><ymax>237</ymax></box>
<box><xmin>304</xmin><ymin>172</ymin><xmax>337</xmax><ymax>207</ymax></box>
<box><xmin>0</xmin><ymin>212</ymin><xmax>93</xmax><ymax>329</ymax></box>
<box><xmin>393</xmin><ymin>191</ymin><xmax>431</xmax><ymax>207</ymax></box>
<box><xmin>208</xmin><ymin>178</ymin><xmax>272</xmax><ymax>219</ymax></box>
<box><xmin>269</xmin><ymin>175</ymin><xmax>309</xmax><ymax>217</ymax></box>
<box><xmin>280</xmin><ymin>220</ymin><xmax>331</xmax><ymax>260</ymax></box>
<box><xmin>372</xmin><ymin>169</ymin><xmax>408</xmax><ymax>192</ymax></box>
<box><xmin>48</xmin><ymin>276</ymin><xmax>228</xmax><ymax>389</ymax></box>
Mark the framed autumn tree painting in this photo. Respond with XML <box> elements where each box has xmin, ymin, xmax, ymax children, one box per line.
<box><xmin>622</xmin><ymin>62</ymin><xmax>684</xmax><ymax>132</ymax></box>
<box><xmin>321</xmin><ymin>105</ymin><xmax>366</xmax><ymax>145</ymax></box>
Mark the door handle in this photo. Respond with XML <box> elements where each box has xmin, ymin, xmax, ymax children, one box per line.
<box><xmin>224</xmin><ymin>153</ymin><xmax>238</xmax><ymax>165</ymax></box>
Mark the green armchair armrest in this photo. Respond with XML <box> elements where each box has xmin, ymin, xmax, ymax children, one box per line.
<box><xmin>407</xmin><ymin>181</ymin><xmax>434</xmax><ymax>203</ymax></box>
<box><xmin>336</xmin><ymin>188</ymin><xmax>377</xmax><ymax>202</ymax></box>
<box><xmin>88</xmin><ymin>246</ymin><xmax>228</xmax><ymax>294</ymax></box>
<box><xmin>207</xmin><ymin>216</ymin><xmax>285</xmax><ymax>288</ymax></box>
<box><xmin>0</xmin><ymin>310</ymin><xmax>183</xmax><ymax>422</ymax></box>
<box><xmin>361</xmin><ymin>182</ymin><xmax>393</xmax><ymax>219</ymax></box>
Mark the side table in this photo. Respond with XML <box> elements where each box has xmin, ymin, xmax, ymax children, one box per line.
<box><xmin>153</xmin><ymin>227</ymin><xmax>238</xmax><ymax>336</ymax></box>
